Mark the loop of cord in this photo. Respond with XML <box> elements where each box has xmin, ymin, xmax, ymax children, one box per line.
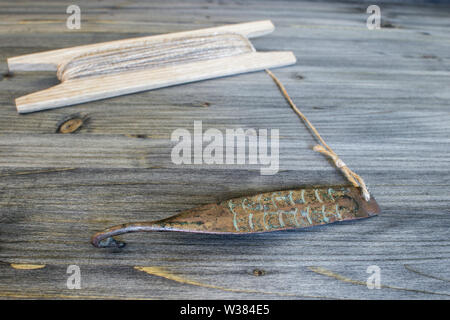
<box><xmin>265</xmin><ymin>69</ymin><xmax>371</xmax><ymax>201</ymax></box>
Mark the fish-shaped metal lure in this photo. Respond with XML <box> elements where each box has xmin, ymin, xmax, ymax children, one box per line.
<box><xmin>91</xmin><ymin>185</ymin><xmax>380</xmax><ymax>248</ymax></box>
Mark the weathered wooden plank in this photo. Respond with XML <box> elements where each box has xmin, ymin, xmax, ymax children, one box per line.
<box><xmin>0</xmin><ymin>167</ymin><xmax>449</xmax><ymax>299</ymax></box>
<box><xmin>0</xmin><ymin>0</ymin><xmax>449</xmax><ymax>300</ymax></box>
<box><xmin>1</xmin><ymin>69</ymin><xmax>449</xmax><ymax>135</ymax></box>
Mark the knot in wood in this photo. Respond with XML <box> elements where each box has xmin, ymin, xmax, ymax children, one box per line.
<box><xmin>57</xmin><ymin>114</ymin><xmax>86</xmax><ymax>134</ymax></box>
<box><xmin>252</xmin><ymin>269</ymin><xmax>266</xmax><ymax>277</ymax></box>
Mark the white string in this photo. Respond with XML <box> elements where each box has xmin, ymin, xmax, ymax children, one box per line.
<box><xmin>57</xmin><ymin>33</ymin><xmax>254</xmax><ymax>81</ymax></box>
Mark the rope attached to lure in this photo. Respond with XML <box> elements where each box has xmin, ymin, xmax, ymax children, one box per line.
<box><xmin>265</xmin><ymin>70</ymin><xmax>371</xmax><ymax>201</ymax></box>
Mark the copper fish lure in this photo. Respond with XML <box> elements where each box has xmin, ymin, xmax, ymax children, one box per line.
<box><xmin>91</xmin><ymin>186</ymin><xmax>380</xmax><ymax>248</ymax></box>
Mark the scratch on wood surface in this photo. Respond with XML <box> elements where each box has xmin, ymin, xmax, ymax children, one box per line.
<box><xmin>308</xmin><ymin>266</ymin><xmax>365</xmax><ymax>286</ymax></box>
<box><xmin>134</xmin><ymin>266</ymin><xmax>333</xmax><ymax>299</ymax></box>
<box><xmin>0</xmin><ymin>168</ymin><xmax>76</xmax><ymax>177</ymax></box>
<box><xmin>308</xmin><ymin>266</ymin><xmax>450</xmax><ymax>297</ymax></box>
<box><xmin>19</xmin><ymin>20</ymin><xmax>63</xmax><ymax>24</ymax></box>
<box><xmin>404</xmin><ymin>264</ymin><xmax>450</xmax><ymax>283</ymax></box>
<box><xmin>10</xmin><ymin>263</ymin><xmax>46</xmax><ymax>270</ymax></box>
<box><xmin>290</xmin><ymin>24</ymin><xmax>399</xmax><ymax>32</ymax></box>
<box><xmin>0</xmin><ymin>290</ymin><xmax>150</xmax><ymax>299</ymax></box>
<box><xmin>1</xmin><ymin>179</ymin><xmax>191</xmax><ymax>191</ymax></box>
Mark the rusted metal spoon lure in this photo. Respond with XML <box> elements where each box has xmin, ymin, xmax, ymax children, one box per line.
<box><xmin>91</xmin><ymin>185</ymin><xmax>380</xmax><ymax>248</ymax></box>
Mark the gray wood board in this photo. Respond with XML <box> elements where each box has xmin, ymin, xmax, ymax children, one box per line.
<box><xmin>0</xmin><ymin>0</ymin><xmax>449</xmax><ymax>299</ymax></box>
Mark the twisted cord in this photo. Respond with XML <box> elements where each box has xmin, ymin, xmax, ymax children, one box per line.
<box><xmin>265</xmin><ymin>69</ymin><xmax>370</xmax><ymax>201</ymax></box>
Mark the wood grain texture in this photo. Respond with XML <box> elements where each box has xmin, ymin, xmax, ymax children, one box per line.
<box><xmin>15</xmin><ymin>51</ymin><xmax>296</xmax><ymax>113</ymax></box>
<box><xmin>0</xmin><ymin>0</ymin><xmax>449</xmax><ymax>300</ymax></box>
<box><xmin>7</xmin><ymin>20</ymin><xmax>275</xmax><ymax>71</ymax></box>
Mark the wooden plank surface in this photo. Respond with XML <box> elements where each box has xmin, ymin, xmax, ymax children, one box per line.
<box><xmin>0</xmin><ymin>0</ymin><xmax>449</xmax><ymax>299</ymax></box>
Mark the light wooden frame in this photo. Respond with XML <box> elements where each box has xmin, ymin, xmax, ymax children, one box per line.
<box><xmin>7</xmin><ymin>20</ymin><xmax>296</xmax><ymax>113</ymax></box>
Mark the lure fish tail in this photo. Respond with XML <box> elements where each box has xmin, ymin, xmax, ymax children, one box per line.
<box><xmin>91</xmin><ymin>186</ymin><xmax>380</xmax><ymax>248</ymax></box>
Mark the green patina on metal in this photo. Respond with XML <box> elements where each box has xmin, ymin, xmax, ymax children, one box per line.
<box><xmin>91</xmin><ymin>185</ymin><xmax>380</xmax><ymax>248</ymax></box>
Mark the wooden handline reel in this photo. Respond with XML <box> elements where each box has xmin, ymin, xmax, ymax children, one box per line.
<box><xmin>7</xmin><ymin>20</ymin><xmax>296</xmax><ymax>114</ymax></box>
